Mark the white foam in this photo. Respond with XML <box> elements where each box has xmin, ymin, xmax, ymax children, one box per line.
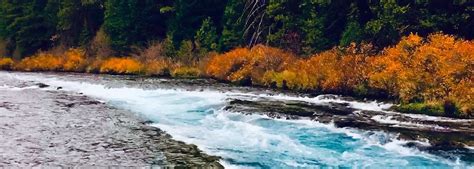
<box><xmin>0</xmin><ymin>84</ymin><xmax>39</xmax><ymax>91</ymax></box>
<box><xmin>371</xmin><ymin>115</ymin><xmax>448</xmax><ymax>130</ymax></box>
<box><xmin>2</xmin><ymin>71</ymin><xmax>470</xmax><ymax>168</ymax></box>
<box><xmin>403</xmin><ymin>113</ymin><xmax>474</xmax><ymax>123</ymax></box>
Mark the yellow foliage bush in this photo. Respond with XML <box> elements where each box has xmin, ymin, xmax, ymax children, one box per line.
<box><xmin>13</xmin><ymin>48</ymin><xmax>87</xmax><ymax>72</ymax></box>
<box><xmin>171</xmin><ymin>66</ymin><xmax>201</xmax><ymax>78</ymax></box>
<box><xmin>0</xmin><ymin>57</ymin><xmax>14</xmax><ymax>70</ymax></box>
<box><xmin>261</xmin><ymin>45</ymin><xmax>372</xmax><ymax>92</ymax></box>
<box><xmin>206</xmin><ymin>45</ymin><xmax>294</xmax><ymax>85</ymax></box>
<box><xmin>15</xmin><ymin>53</ymin><xmax>63</xmax><ymax>71</ymax></box>
<box><xmin>63</xmin><ymin>48</ymin><xmax>87</xmax><ymax>72</ymax></box>
<box><xmin>206</xmin><ymin>47</ymin><xmax>251</xmax><ymax>80</ymax></box>
<box><xmin>207</xmin><ymin>33</ymin><xmax>472</xmax><ymax>116</ymax></box>
<box><xmin>2</xmin><ymin>32</ymin><xmax>471</xmax><ymax>117</ymax></box>
<box><xmin>369</xmin><ymin>33</ymin><xmax>473</xmax><ymax>116</ymax></box>
<box><xmin>99</xmin><ymin>57</ymin><xmax>143</xmax><ymax>74</ymax></box>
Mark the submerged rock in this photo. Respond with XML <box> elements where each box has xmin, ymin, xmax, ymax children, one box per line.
<box><xmin>225</xmin><ymin>97</ymin><xmax>474</xmax><ymax>162</ymax></box>
<box><xmin>36</xmin><ymin>83</ymin><xmax>50</xmax><ymax>88</ymax></box>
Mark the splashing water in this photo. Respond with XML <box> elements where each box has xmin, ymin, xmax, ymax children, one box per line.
<box><xmin>3</xmin><ymin>72</ymin><xmax>472</xmax><ymax>168</ymax></box>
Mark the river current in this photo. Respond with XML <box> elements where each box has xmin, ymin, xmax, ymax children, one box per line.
<box><xmin>2</xmin><ymin>72</ymin><xmax>471</xmax><ymax>168</ymax></box>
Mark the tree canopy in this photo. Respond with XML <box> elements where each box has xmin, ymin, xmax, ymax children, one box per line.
<box><xmin>1</xmin><ymin>0</ymin><xmax>473</xmax><ymax>57</ymax></box>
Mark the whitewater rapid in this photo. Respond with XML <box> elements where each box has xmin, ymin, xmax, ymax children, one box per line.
<box><xmin>2</xmin><ymin>72</ymin><xmax>472</xmax><ymax>168</ymax></box>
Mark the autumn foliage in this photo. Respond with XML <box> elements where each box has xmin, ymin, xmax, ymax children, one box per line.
<box><xmin>14</xmin><ymin>48</ymin><xmax>87</xmax><ymax>72</ymax></box>
<box><xmin>0</xmin><ymin>57</ymin><xmax>14</xmax><ymax>70</ymax></box>
<box><xmin>206</xmin><ymin>45</ymin><xmax>295</xmax><ymax>85</ymax></box>
<box><xmin>369</xmin><ymin>33</ymin><xmax>473</xmax><ymax>116</ymax></box>
<box><xmin>98</xmin><ymin>57</ymin><xmax>143</xmax><ymax>74</ymax></box>
<box><xmin>2</xmin><ymin>33</ymin><xmax>473</xmax><ymax>117</ymax></box>
<box><xmin>206</xmin><ymin>33</ymin><xmax>473</xmax><ymax>117</ymax></box>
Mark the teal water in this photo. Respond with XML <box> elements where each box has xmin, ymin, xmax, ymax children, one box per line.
<box><xmin>5</xmin><ymin>72</ymin><xmax>472</xmax><ymax>168</ymax></box>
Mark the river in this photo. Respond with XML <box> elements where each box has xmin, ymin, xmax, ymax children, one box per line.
<box><xmin>1</xmin><ymin>71</ymin><xmax>472</xmax><ymax>168</ymax></box>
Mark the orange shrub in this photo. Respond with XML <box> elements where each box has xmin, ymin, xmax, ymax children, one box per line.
<box><xmin>99</xmin><ymin>57</ymin><xmax>143</xmax><ymax>74</ymax></box>
<box><xmin>369</xmin><ymin>33</ymin><xmax>424</xmax><ymax>99</ymax></box>
<box><xmin>15</xmin><ymin>53</ymin><xmax>63</xmax><ymax>71</ymax></box>
<box><xmin>261</xmin><ymin>50</ymin><xmax>340</xmax><ymax>90</ymax></box>
<box><xmin>86</xmin><ymin>58</ymin><xmax>104</xmax><ymax>73</ymax></box>
<box><xmin>206</xmin><ymin>45</ymin><xmax>295</xmax><ymax>85</ymax></box>
<box><xmin>231</xmin><ymin>45</ymin><xmax>295</xmax><ymax>85</ymax></box>
<box><xmin>261</xmin><ymin>44</ymin><xmax>373</xmax><ymax>92</ymax></box>
<box><xmin>0</xmin><ymin>57</ymin><xmax>14</xmax><ymax>70</ymax></box>
<box><xmin>63</xmin><ymin>48</ymin><xmax>87</xmax><ymax>72</ymax></box>
<box><xmin>368</xmin><ymin>33</ymin><xmax>473</xmax><ymax>116</ymax></box>
<box><xmin>206</xmin><ymin>47</ymin><xmax>251</xmax><ymax>80</ymax></box>
<box><xmin>13</xmin><ymin>48</ymin><xmax>87</xmax><ymax>72</ymax></box>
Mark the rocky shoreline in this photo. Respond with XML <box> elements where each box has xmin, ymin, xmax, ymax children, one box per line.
<box><xmin>0</xmin><ymin>76</ymin><xmax>223</xmax><ymax>168</ymax></box>
<box><xmin>2</xmin><ymin>71</ymin><xmax>473</xmax><ymax>166</ymax></box>
<box><xmin>224</xmin><ymin>96</ymin><xmax>474</xmax><ymax>163</ymax></box>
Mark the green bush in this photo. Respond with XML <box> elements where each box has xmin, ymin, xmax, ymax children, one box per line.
<box><xmin>394</xmin><ymin>103</ymin><xmax>448</xmax><ymax>117</ymax></box>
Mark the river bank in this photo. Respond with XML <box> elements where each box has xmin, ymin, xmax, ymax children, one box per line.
<box><xmin>1</xmin><ymin>71</ymin><xmax>473</xmax><ymax>167</ymax></box>
<box><xmin>0</xmin><ymin>72</ymin><xmax>222</xmax><ymax>167</ymax></box>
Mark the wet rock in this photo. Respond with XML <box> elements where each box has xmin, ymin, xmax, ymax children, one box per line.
<box><xmin>36</xmin><ymin>83</ymin><xmax>50</xmax><ymax>88</ymax></box>
<box><xmin>225</xmin><ymin>97</ymin><xmax>474</xmax><ymax>161</ymax></box>
<box><xmin>0</xmin><ymin>76</ymin><xmax>223</xmax><ymax>168</ymax></box>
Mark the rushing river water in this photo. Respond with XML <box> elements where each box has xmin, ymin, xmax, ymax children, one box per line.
<box><xmin>3</xmin><ymin>72</ymin><xmax>472</xmax><ymax>168</ymax></box>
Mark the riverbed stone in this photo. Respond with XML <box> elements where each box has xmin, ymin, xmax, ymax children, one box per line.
<box><xmin>0</xmin><ymin>76</ymin><xmax>223</xmax><ymax>168</ymax></box>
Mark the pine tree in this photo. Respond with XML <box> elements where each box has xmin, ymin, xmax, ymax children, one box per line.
<box><xmin>195</xmin><ymin>17</ymin><xmax>218</xmax><ymax>51</ymax></box>
<box><xmin>0</xmin><ymin>0</ymin><xmax>58</xmax><ymax>58</ymax></box>
<box><xmin>168</xmin><ymin>0</ymin><xmax>226</xmax><ymax>47</ymax></box>
<box><xmin>104</xmin><ymin>0</ymin><xmax>170</xmax><ymax>53</ymax></box>
<box><xmin>219</xmin><ymin>0</ymin><xmax>244</xmax><ymax>51</ymax></box>
<box><xmin>57</xmin><ymin>0</ymin><xmax>104</xmax><ymax>47</ymax></box>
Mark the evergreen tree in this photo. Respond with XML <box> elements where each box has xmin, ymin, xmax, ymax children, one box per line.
<box><xmin>364</xmin><ymin>1</ymin><xmax>409</xmax><ymax>47</ymax></box>
<box><xmin>340</xmin><ymin>21</ymin><xmax>364</xmax><ymax>46</ymax></box>
<box><xmin>168</xmin><ymin>0</ymin><xmax>226</xmax><ymax>47</ymax></box>
<box><xmin>195</xmin><ymin>17</ymin><xmax>218</xmax><ymax>51</ymax></box>
<box><xmin>57</xmin><ymin>0</ymin><xmax>104</xmax><ymax>47</ymax></box>
<box><xmin>104</xmin><ymin>0</ymin><xmax>170</xmax><ymax>53</ymax></box>
<box><xmin>0</xmin><ymin>0</ymin><xmax>58</xmax><ymax>58</ymax></box>
<box><xmin>265</xmin><ymin>0</ymin><xmax>303</xmax><ymax>54</ymax></box>
<box><xmin>340</xmin><ymin>3</ymin><xmax>365</xmax><ymax>46</ymax></box>
<box><xmin>1</xmin><ymin>0</ymin><xmax>473</xmax><ymax>57</ymax></box>
<box><xmin>219</xmin><ymin>0</ymin><xmax>244</xmax><ymax>51</ymax></box>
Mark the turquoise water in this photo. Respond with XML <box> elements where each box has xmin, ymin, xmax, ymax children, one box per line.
<box><xmin>6</xmin><ymin>73</ymin><xmax>472</xmax><ymax>168</ymax></box>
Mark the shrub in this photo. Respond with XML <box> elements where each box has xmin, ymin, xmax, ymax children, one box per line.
<box><xmin>230</xmin><ymin>45</ymin><xmax>295</xmax><ymax>85</ymax></box>
<box><xmin>206</xmin><ymin>45</ymin><xmax>295</xmax><ymax>85</ymax></box>
<box><xmin>86</xmin><ymin>58</ymin><xmax>104</xmax><ymax>73</ymax></box>
<box><xmin>13</xmin><ymin>48</ymin><xmax>87</xmax><ymax>72</ymax></box>
<box><xmin>15</xmin><ymin>53</ymin><xmax>63</xmax><ymax>71</ymax></box>
<box><xmin>133</xmin><ymin>41</ymin><xmax>172</xmax><ymax>76</ymax></box>
<box><xmin>368</xmin><ymin>33</ymin><xmax>474</xmax><ymax>116</ymax></box>
<box><xmin>206</xmin><ymin>47</ymin><xmax>251</xmax><ymax>80</ymax></box>
<box><xmin>171</xmin><ymin>66</ymin><xmax>201</xmax><ymax>78</ymax></box>
<box><xmin>89</xmin><ymin>28</ymin><xmax>115</xmax><ymax>58</ymax></box>
<box><xmin>0</xmin><ymin>57</ymin><xmax>14</xmax><ymax>70</ymax></box>
<box><xmin>394</xmin><ymin>103</ymin><xmax>445</xmax><ymax>117</ymax></box>
<box><xmin>177</xmin><ymin>40</ymin><xmax>196</xmax><ymax>64</ymax></box>
<box><xmin>99</xmin><ymin>57</ymin><xmax>143</xmax><ymax>74</ymax></box>
<box><xmin>263</xmin><ymin>70</ymin><xmax>298</xmax><ymax>89</ymax></box>
<box><xmin>144</xmin><ymin>59</ymin><xmax>171</xmax><ymax>76</ymax></box>
<box><xmin>134</xmin><ymin>41</ymin><xmax>165</xmax><ymax>61</ymax></box>
<box><xmin>62</xmin><ymin>48</ymin><xmax>87</xmax><ymax>72</ymax></box>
